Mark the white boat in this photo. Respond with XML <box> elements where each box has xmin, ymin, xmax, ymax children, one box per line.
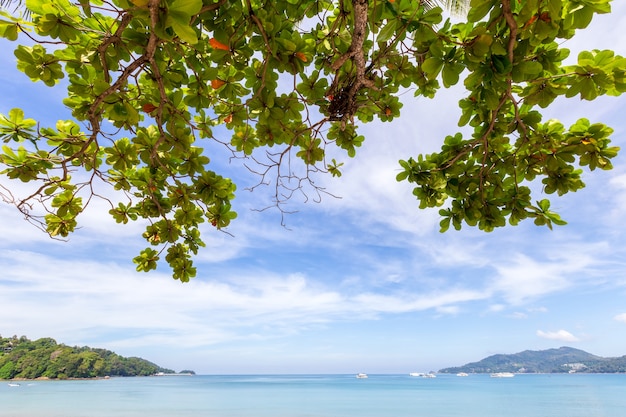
<box><xmin>490</xmin><ymin>372</ymin><xmax>515</xmax><ymax>378</ymax></box>
<box><xmin>356</xmin><ymin>373</ymin><xmax>368</xmax><ymax>379</ymax></box>
<box><xmin>456</xmin><ymin>372</ymin><xmax>469</xmax><ymax>377</ymax></box>
<box><xmin>409</xmin><ymin>372</ymin><xmax>436</xmax><ymax>378</ymax></box>
<box><xmin>7</xmin><ymin>383</ymin><xmax>20</xmax><ymax>387</ymax></box>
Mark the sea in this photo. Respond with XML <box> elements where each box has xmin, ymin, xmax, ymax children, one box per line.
<box><xmin>2</xmin><ymin>373</ymin><xmax>626</xmax><ymax>417</ymax></box>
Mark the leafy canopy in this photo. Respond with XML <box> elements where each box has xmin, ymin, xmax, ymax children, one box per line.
<box><xmin>0</xmin><ymin>0</ymin><xmax>623</xmax><ymax>281</ymax></box>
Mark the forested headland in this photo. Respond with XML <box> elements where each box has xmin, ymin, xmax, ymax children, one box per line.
<box><xmin>440</xmin><ymin>347</ymin><xmax>626</xmax><ymax>374</ymax></box>
<box><xmin>0</xmin><ymin>335</ymin><xmax>175</xmax><ymax>380</ymax></box>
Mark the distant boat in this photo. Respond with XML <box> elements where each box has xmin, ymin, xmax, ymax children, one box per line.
<box><xmin>456</xmin><ymin>372</ymin><xmax>469</xmax><ymax>377</ymax></box>
<box><xmin>490</xmin><ymin>372</ymin><xmax>515</xmax><ymax>378</ymax></box>
<box><xmin>409</xmin><ymin>372</ymin><xmax>436</xmax><ymax>378</ymax></box>
<box><xmin>7</xmin><ymin>383</ymin><xmax>20</xmax><ymax>387</ymax></box>
<box><xmin>356</xmin><ymin>373</ymin><xmax>368</xmax><ymax>379</ymax></box>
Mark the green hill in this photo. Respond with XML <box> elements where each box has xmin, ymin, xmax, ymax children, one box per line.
<box><xmin>0</xmin><ymin>335</ymin><xmax>174</xmax><ymax>380</ymax></box>
<box><xmin>440</xmin><ymin>347</ymin><xmax>626</xmax><ymax>374</ymax></box>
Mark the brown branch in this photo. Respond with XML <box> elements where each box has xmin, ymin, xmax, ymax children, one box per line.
<box><xmin>199</xmin><ymin>0</ymin><xmax>228</xmax><ymax>14</ymax></box>
<box><xmin>97</xmin><ymin>11</ymin><xmax>133</xmax><ymax>83</ymax></box>
<box><xmin>474</xmin><ymin>0</ymin><xmax>520</xmax><ymax>200</ymax></box>
<box><xmin>61</xmin><ymin>0</ymin><xmax>162</xmax><ymax>167</ymax></box>
<box><xmin>240</xmin><ymin>0</ymin><xmax>274</xmax><ymax>105</ymax></box>
<box><xmin>501</xmin><ymin>0</ymin><xmax>518</xmax><ymax>64</ymax></box>
<box><xmin>328</xmin><ymin>0</ymin><xmax>377</xmax><ymax>123</ymax></box>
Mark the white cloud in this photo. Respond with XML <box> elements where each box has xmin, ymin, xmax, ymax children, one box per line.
<box><xmin>419</xmin><ymin>234</ymin><xmax>490</xmax><ymax>268</ymax></box>
<box><xmin>536</xmin><ymin>330</ymin><xmax>580</xmax><ymax>343</ymax></box>
<box><xmin>489</xmin><ymin>249</ymin><xmax>599</xmax><ymax>304</ymax></box>
<box><xmin>610</xmin><ymin>174</ymin><xmax>626</xmax><ymax>189</ymax></box>
<box><xmin>353</xmin><ymin>288</ymin><xmax>489</xmax><ymax>314</ymax></box>
<box><xmin>614</xmin><ymin>313</ymin><xmax>626</xmax><ymax>324</ymax></box>
<box><xmin>0</xmin><ymin>247</ymin><xmax>491</xmax><ymax>351</ymax></box>
<box><xmin>607</xmin><ymin>174</ymin><xmax>626</xmax><ymax>220</ymax></box>
<box><xmin>436</xmin><ymin>305</ymin><xmax>460</xmax><ymax>315</ymax></box>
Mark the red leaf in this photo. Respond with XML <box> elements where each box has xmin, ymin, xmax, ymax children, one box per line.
<box><xmin>209</xmin><ymin>38</ymin><xmax>230</xmax><ymax>51</ymax></box>
<box><xmin>142</xmin><ymin>103</ymin><xmax>158</xmax><ymax>113</ymax></box>
<box><xmin>211</xmin><ymin>79</ymin><xmax>226</xmax><ymax>89</ymax></box>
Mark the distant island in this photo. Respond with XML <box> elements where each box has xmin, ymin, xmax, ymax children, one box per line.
<box><xmin>0</xmin><ymin>335</ymin><xmax>190</xmax><ymax>380</ymax></box>
<box><xmin>439</xmin><ymin>347</ymin><xmax>626</xmax><ymax>374</ymax></box>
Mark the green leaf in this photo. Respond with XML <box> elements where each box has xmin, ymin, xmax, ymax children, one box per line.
<box><xmin>377</xmin><ymin>19</ymin><xmax>399</xmax><ymax>43</ymax></box>
<box><xmin>441</xmin><ymin>63</ymin><xmax>461</xmax><ymax>87</ymax></box>
<box><xmin>467</xmin><ymin>0</ymin><xmax>495</xmax><ymax>22</ymax></box>
<box><xmin>24</xmin><ymin>0</ymin><xmax>59</xmax><ymax>15</ymax></box>
<box><xmin>166</xmin><ymin>0</ymin><xmax>202</xmax><ymax>44</ymax></box>
<box><xmin>422</xmin><ymin>57</ymin><xmax>443</xmax><ymax>79</ymax></box>
<box><xmin>0</xmin><ymin>18</ymin><xmax>19</xmax><ymax>41</ymax></box>
<box><xmin>169</xmin><ymin>17</ymin><xmax>198</xmax><ymax>44</ymax></box>
<box><xmin>133</xmin><ymin>248</ymin><xmax>159</xmax><ymax>272</ymax></box>
<box><xmin>537</xmin><ymin>199</ymin><xmax>550</xmax><ymax>212</ymax></box>
<box><xmin>168</xmin><ymin>0</ymin><xmax>202</xmax><ymax>16</ymax></box>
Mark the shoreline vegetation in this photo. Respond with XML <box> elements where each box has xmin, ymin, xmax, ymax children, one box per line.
<box><xmin>5</xmin><ymin>372</ymin><xmax>196</xmax><ymax>381</ymax></box>
<box><xmin>1</xmin><ymin>335</ymin><xmax>193</xmax><ymax>381</ymax></box>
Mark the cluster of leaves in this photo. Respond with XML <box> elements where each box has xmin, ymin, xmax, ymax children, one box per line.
<box><xmin>396</xmin><ymin>0</ymin><xmax>623</xmax><ymax>232</ymax></box>
<box><xmin>0</xmin><ymin>335</ymin><xmax>174</xmax><ymax>379</ymax></box>
<box><xmin>0</xmin><ymin>0</ymin><xmax>623</xmax><ymax>280</ymax></box>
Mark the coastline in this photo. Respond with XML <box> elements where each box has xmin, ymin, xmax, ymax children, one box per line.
<box><xmin>2</xmin><ymin>374</ymin><xmax>168</xmax><ymax>382</ymax></box>
<box><xmin>5</xmin><ymin>371</ymin><xmax>626</xmax><ymax>382</ymax></box>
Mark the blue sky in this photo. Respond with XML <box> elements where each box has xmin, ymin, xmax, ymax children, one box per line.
<box><xmin>1</xmin><ymin>4</ymin><xmax>626</xmax><ymax>375</ymax></box>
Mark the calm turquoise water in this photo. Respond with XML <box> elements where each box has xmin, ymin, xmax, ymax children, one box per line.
<box><xmin>2</xmin><ymin>374</ymin><xmax>626</xmax><ymax>417</ymax></box>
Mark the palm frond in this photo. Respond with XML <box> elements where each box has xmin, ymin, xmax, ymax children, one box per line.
<box><xmin>0</xmin><ymin>0</ymin><xmax>30</xmax><ymax>19</ymax></box>
<box><xmin>0</xmin><ymin>0</ymin><xmax>21</xmax><ymax>9</ymax></box>
<box><xmin>424</xmin><ymin>0</ymin><xmax>470</xmax><ymax>16</ymax></box>
<box><xmin>442</xmin><ymin>0</ymin><xmax>470</xmax><ymax>15</ymax></box>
